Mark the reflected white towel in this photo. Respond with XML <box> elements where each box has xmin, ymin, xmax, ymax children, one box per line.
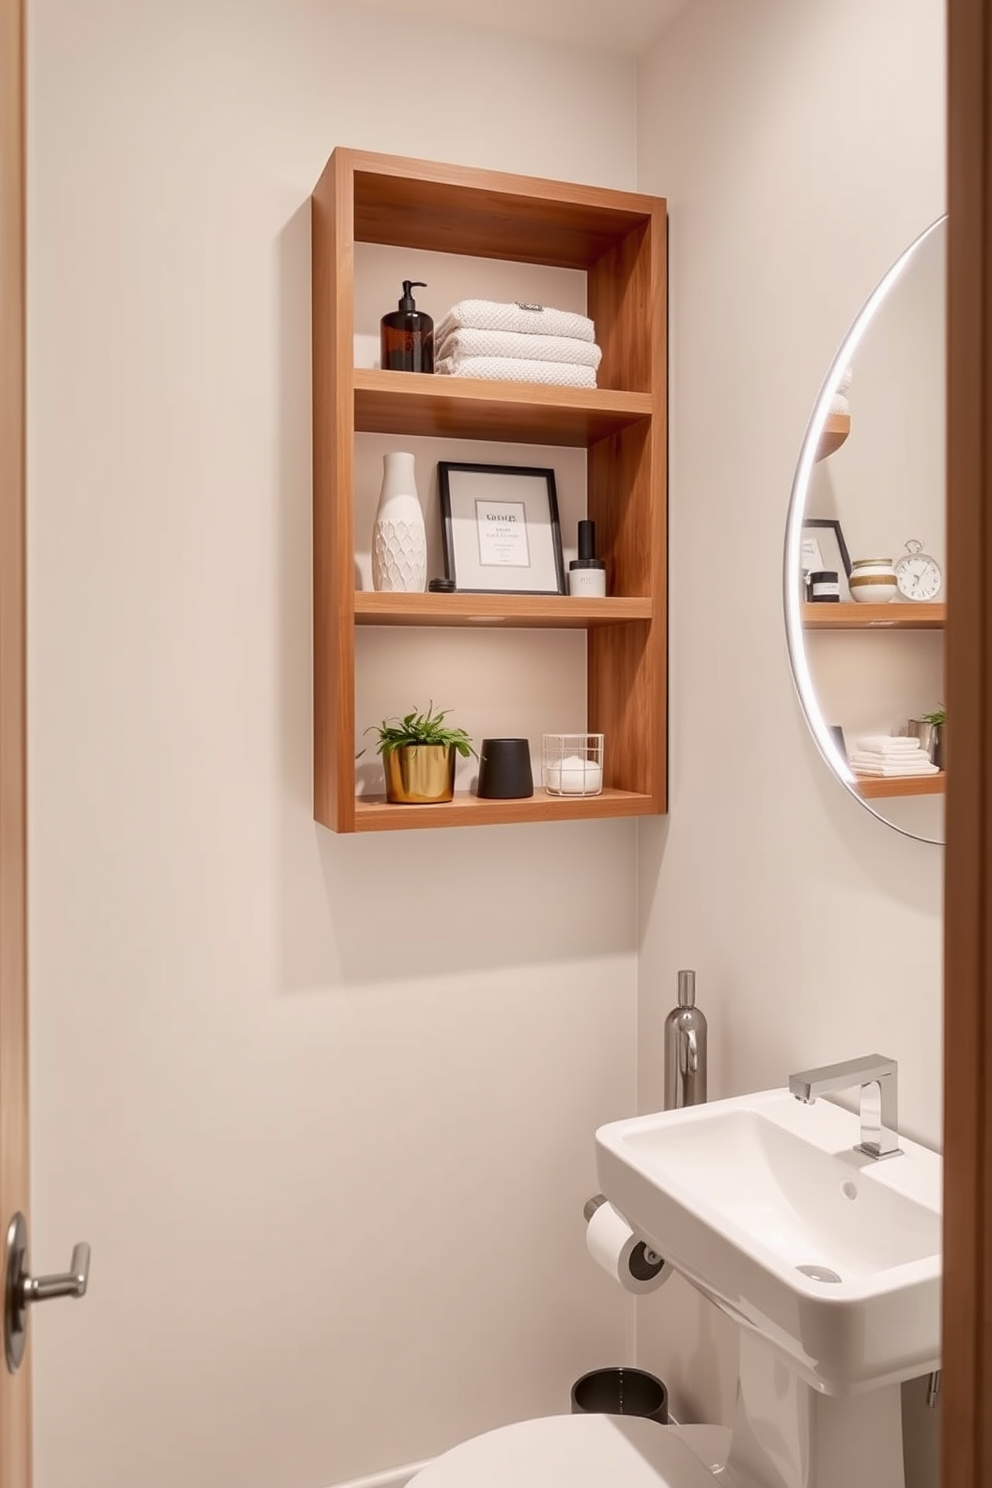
<box><xmin>829</xmin><ymin>393</ymin><xmax>850</xmax><ymax>416</ymax></box>
<box><xmin>434</xmin><ymin>327</ymin><xmax>602</xmax><ymax>369</ymax></box>
<box><xmin>849</xmin><ymin>754</ymin><xmax>938</xmax><ymax>776</ymax></box>
<box><xmin>437</xmin><ymin>299</ymin><xmax>595</xmax><ymax>342</ymax></box>
<box><xmin>855</xmin><ymin>735</ymin><xmax>923</xmax><ymax>754</ymax></box>
<box><xmin>836</xmin><ymin>366</ymin><xmax>853</xmax><ymax>395</ymax></box>
<box><xmin>435</xmin><ymin>355</ymin><xmax>597</xmax><ymax>388</ymax></box>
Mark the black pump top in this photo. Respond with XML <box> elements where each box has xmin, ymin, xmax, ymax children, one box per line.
<box><xmin>398</xmin><ymin>280</ymin><xmax>427</xmax><ymax>311</ymax></box>
<box><xmin>570</xmin><ymin>517</ymin><xmax>606</xmax><ymax>571</ymax></box>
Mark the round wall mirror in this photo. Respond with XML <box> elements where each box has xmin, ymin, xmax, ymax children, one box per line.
<box><xmin>784</xmin><ymin>216</ymin><xmax>946</xmax><ymax>846</ymax></box>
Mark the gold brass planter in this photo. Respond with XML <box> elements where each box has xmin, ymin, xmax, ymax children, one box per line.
<box><xmin>384</xmin><ymin>744</ymin><xmax>456</xmax><ymax>804</ymax></box>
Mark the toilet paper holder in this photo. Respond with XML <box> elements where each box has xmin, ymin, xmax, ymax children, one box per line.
<box><xmin>584</xmin><ymin>1193</ymin><xmax>666</xmax><ymax>1270</ymax></box>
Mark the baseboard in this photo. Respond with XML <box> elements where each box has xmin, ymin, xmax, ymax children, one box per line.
<box><xmin>327</xmin><ymin>1458</ymin><xmax>434</xmax><ymax>1488</ymax></box>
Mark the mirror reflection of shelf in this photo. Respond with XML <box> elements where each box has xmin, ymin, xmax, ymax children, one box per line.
<box><xmin>854</xmin><ymin>772</ymin><xmax>946</xmax><ymax>800</ymax></box>
<box><xmin>802</xmin><ymin>602</ymin><xmax>945</xmax><ymax>629</ymax></box>
<box><xmin>815</xmin><ymin>413</ymin><xmax>851</xmax><ymax>461</ymax></box>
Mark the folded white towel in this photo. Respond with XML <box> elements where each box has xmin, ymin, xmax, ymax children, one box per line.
<box><xmin>836</xmin><ymin>365</ymin><xmax>853</xmax><ymax>395</ymax></box>
<box><xmin>850</xmin><ymin>748</ymin><xmax>932</xmax><ymax>764</ymax></box>
<box><xmin>850</xmin><ymin>753</ymin><xmax>936</xmax><ymax>768</ymax></box>
<box><xmin>437</xmin><ymin>299</ymin><xmax>595</xmax><ymax>343</ymax></box>
<box><xmin>852</xmin><ymin>766</ymin><xmax>939</xmax><ymax>778</ymax></box>
<box><xmin>829</xmin><ymin>393</ymin><xmax>850</xmax><ymax>417</ymax></box>
<box><xmin>434</xmin><ymin>326</ymin><xmax>602</xmax><ymax>369</ymax></box>
<box><xmin>849</xmin><ymin>755</ymin><xmax>939</xmax><ymax>776</ymax></box>
<box><xmin>856</xmin><ymin>735</ymin><xmax>923</xmax><ymax>754</ymax></box>
<box><xmin>435</xmin><ymin>355</ymin><xmax>597</xmax><ymax>388</ymax></box>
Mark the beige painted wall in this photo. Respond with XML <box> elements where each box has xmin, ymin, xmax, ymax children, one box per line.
<box><xmin>634</xmin><ymin>0</ymin><xmax>944</xmax><ymax>1449</ymax></box>
<box><xmin>25</xmin><ymin>3</ymin><xmax>641</xmax><ymax>1485</ymax></box>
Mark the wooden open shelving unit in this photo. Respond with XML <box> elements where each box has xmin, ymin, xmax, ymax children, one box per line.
<box><xmin>311</xmin><ymin>148</ymin><xmax>667</xmax><ymax>833</ymax></box>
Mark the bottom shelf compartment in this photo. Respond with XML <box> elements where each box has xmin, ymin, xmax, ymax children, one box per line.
<box><xmin>353</xmin><ymin>786</ymin><xmax>656</xmax><ymax>831</ymax></box>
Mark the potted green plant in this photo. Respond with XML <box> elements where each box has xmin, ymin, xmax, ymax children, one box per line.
<box><xmin>366</xmin><ymin>702</ymin><xmax>476</xmax><ymax>804</ymax></box>
<box><xmin>920</xmin><ymin>705</ymin><xmax>946</xmax><ymax>770</ymax></box>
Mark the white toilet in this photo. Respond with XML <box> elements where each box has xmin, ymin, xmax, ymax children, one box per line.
<box><xmin>408</xmin><ymin>1413</ymin><xmax>731</xmax><ymax>1488</ymax></box>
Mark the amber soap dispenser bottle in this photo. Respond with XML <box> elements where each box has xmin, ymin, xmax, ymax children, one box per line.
<box><xmin>380</xmin><ymin>280</ymin><xmax>434</xmax><ymax>373</ymax></box>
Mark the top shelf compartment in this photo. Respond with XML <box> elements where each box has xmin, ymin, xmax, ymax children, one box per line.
<box><xmin>351</xmin><ymin>155</ymin><xmax>656</xmax><ymax>267</ymax></box>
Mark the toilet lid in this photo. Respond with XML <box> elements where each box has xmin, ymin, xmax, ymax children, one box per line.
<box><xmin>409</xmin><ymin>1414</ymin><xmax>717</xmax><ymax>1488</ymax></box>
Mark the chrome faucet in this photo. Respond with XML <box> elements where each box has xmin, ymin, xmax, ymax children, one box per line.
<box><xmin>788</xmin><ymin>1054</ymin><xmax>902</xmax><ymax>1160</ymax></box>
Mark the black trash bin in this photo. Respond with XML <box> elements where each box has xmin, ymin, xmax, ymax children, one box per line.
<box><xmin>570</xmin><ymin>1367</ymin><xmax>669</xmax><ymax>1424</ymax></box>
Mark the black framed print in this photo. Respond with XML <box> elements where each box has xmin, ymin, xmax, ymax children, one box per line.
<box><xmin>801</xmin><ymin>518</ymin><xmax>853</xmax><ymax>600</ymax></box>
<box><xmin>437</xmin><ymin>462</ymin><xmax>566</xmax><ymax>595</ymax></box>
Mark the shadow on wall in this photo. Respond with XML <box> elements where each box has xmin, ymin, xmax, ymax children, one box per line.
<box><xmin>272</xmin><ymin>202</ymin><xmax>638</xmax><ymax>993</ymax></box>
<box><xmin>902</xmin><ymin>1374</ymin><xmax>940</xmax><ymax>1488</ymax></box>
<box><xmin>311</xmin><ymin>815</ymin><xmax>637</xmax><ymax>987</ymax></box>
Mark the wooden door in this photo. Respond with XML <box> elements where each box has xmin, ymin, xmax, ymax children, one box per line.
<box><xmin>943</xmin><ymin>0</ymin><xmax>992</xmax><ymax>1483</ymax></box>
<box><xmin>0</xmin><ymin>5</ymin><xmax>987</xmax><ymax>1488</ymax></box>
<box><xmin>0</xmin><ymin>0</ymin><xmax>30</xmax><ymax>1482</ymax></box>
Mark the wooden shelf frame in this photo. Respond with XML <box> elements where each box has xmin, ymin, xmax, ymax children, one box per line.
<box><xmin>312</xmin><ymin>148</ymin><xmax>668</xmax><ymax>833</ymax></box>
<box><xmin>803</xmin><ymin>601</ymin><xmax>946</xmax><ymax>629</ymax></box>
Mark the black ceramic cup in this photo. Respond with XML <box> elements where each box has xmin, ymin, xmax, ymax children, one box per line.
<box><xmin>570</xmin><ymin>1366</ymin><xmax>669</xmax><ymax>1424</ymax></box>
<box><xmin>476</xmin><ymin>738</ymin><xmax>534</xmax><ymax>799</ymax></box>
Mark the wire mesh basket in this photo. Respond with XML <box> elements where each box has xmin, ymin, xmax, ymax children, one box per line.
<box><xmin>542</xmin><ymin>733</ymin><xmax>604</xmax><ymax>796</ymax></box>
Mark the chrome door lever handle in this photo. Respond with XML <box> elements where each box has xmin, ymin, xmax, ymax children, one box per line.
<box><xmin>4</xmin><ymin>1213</ymin><xmax>91</xmax><ymax>1372</ymax></box>
<box><xmin>22</xmin><ymin>1242</ymin><xmax>90</xmax><ymax>1303</ymax></box>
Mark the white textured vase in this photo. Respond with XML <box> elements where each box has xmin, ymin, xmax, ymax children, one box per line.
<box><xmin>372</xmin><ymin>451</ymin><xmax>427</xmax><ymax>593</ymax></box>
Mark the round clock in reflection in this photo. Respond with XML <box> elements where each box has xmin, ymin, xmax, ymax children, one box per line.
<box><xmin>894</xmin><ymin>538</ymin><xmax>943</xmax><ymax>601</ymax></box>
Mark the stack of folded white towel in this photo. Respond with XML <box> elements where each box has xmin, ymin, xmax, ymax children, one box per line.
<box><xmin>848</xmin><ymin>735</ymin><xmax>939</xmax><ymax>776</ymax></box>
<box><xmin>434</xmin><ymin>300</ymin><xmax>602</xmax><ymax>389</ymax></box>
<box><xmin>830</xmin><ymin>365</ymin><xmax>853</xmax><ymax>417</ymax></box>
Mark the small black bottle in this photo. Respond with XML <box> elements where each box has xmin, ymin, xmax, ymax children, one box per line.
<box><xmin>380</xmin><ymin>280</ymin><xmax>434</xmax><ymax>373</ymax></box>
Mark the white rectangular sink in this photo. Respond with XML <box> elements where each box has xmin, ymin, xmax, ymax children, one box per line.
<box><xmin>595</xmin><ymin>1089</ymin><xmax>942</xmax><ymax>1395</ymax></box>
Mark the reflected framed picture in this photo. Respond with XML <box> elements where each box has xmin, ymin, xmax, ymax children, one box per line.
<box><xmin>828</xmin><ymin>724</ymin><xmax>848</xmax><ymax>761</ymax></box>
<box><xmin>801</xmin><ymin>518</ymin><xmax>852</xmax><ymax>601</ymax></box>
<box><xmin>438</xmin><ymin>461</ymin><xmax>566</xmax><ymax>595</ymax></box>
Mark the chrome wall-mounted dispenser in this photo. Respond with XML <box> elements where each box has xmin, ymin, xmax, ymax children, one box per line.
<box><xmin>664</xmin><ymin>969</ymin><xmax>707</xmax><ymax>1109</ymax></box>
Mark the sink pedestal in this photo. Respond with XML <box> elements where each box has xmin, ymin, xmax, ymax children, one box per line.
<box><xmin>714</xmin><ymin>1333</ymin><xmax>905</xmax><ymax>1488</ymax></box>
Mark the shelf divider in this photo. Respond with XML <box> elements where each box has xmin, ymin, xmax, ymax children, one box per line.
<box><xmin>353</xmin><ymin>369</ymin><xmax>652</xmax><ymax>447</ymax></box>
<box><xmin>353</xmin><ymin>787</ymin><xmax>658</xmax><ymax>832</ymax></box>
<box><xmin>354</xmin><ymin>593</ymin><xmax>652</xmax><ymax>628</ymax></box>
